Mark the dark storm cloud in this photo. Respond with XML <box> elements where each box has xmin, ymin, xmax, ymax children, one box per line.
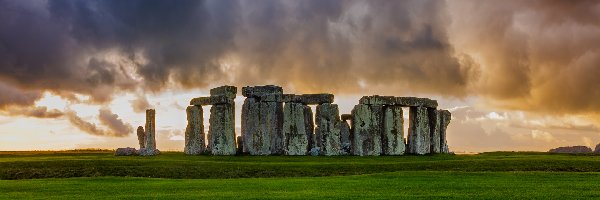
<box><xmin>65</xmin><ymin>108</ymin><xmax>132</xmax><ymax>137</ymax></box>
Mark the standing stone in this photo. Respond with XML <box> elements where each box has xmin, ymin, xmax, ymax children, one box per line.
<box><xmin>315</xmin><ymin>103</ymin><xmax>343</xmax><ymax>156</ymax></box>
<box><xmin>304</xmin><ymin>105</ymin><xmax>315</xmax><ymax>153</ymax></box>
<box><xmin>263</xmin><ymin>101</ymin><xmax>284</xmax><ymax>155</ymax></box>
<box><xmin>382</xmin><ymin>106</ymin><xmax>405</xmax><ymax>155</ymax></box>
<box><xmin>407</xmin><ymin>106</ymin><xmax>430</xmax><ymax>155</ymax></box>
<box><xmin>184</xmin><ymin>106</ymin><xmax>205</xmax><ymax>155</ymax></box>
<box><xmin>242</xmin><ymin>98</ymin><xmax>270</xmax><ymax>155</ymax></box>
<box><xmin>351</xmin><ymin>104</ymin><xmax>382</xmax><ymax>156</ymax></box>
<box><xmin>428</xmin><ymin>109</ymin><xmax>441</xmax><ymax>153</ymax></box>
<box><xmin>140</xmin><ymin>109</ymin><xmax>159</xmax><ymax>156</ymax></box>
<box><xmin>283</xmin><ymin>103</ymin><xmax>310</xmax><ymax>155</ymax></box>
<box><xmin>439</xmin><ymin>110</ymin><xmax>452</xmax><ymax>153</ymax></box>
<box><xmin>208</xmin><ymin>104</ymin><xmax>236</xmax><ymax>155</ymax></box>
<box><xmin>136</xmin><ymin>126</ymin><xmax>145</xmax><ymax>149</ymax></box>
<box><xmin>339</xmin><ymin>120</ymin><xmax>352</xmax><ymax>155</ymax></box>
<box><xmin>237</xmin><ymin>135</ymin><xmax>244</xmax><ymax>154</ymax></box>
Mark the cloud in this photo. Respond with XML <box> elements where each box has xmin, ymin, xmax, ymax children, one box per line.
<box><xmin>65</xmin><ymin>108</ymin><xmax>132</xmax><ymax>137</ymax></box>
<box><xmin>130</xmin><ymin>94</ymin><xmax>150</xmax><ymax>113</ymax></box>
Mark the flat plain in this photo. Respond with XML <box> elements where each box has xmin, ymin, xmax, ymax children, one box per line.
<box><xmin>1</xmin><ymin>151</ymin><xmax>599</xmax><ymax>199</ymax></box>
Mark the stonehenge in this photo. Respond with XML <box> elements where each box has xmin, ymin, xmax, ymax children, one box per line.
<box><xmin>121</xmin><ymin>85</ymin><xmax>453</xmax><ymax>157</ymax></box>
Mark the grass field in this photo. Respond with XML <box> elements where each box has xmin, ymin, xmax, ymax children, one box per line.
<box><xmin>1</xmin><ymin>151</ymin><xmax>600</xmax><ymax>199</ymax></box>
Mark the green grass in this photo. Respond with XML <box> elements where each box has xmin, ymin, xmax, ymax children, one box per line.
<box><xmin>1</xmin><ymin>151</ymin><xmax>599</xmax><ymax>199</ymax></box>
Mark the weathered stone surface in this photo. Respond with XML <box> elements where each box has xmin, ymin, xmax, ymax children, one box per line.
<box><xmin>210</xmin><ymin>85</ymin><xmax>237</xmax><ymax>99</ymax></box>
<box><xmin>549</xmin><ymin>146</ymin><xmax>592</xmax><ymax>153</ymax></box>
<box><xmin>340</xmin><ymin>114</ymin><xmax>352</xmax><ymax>121</ymax></box>
<box><xmin>241</xmin><ymin>98</ymin><xmax>283</xmax><ymax>155</ymax></box>
<box><xmin>296</xmin><ymin>94</ymin><xmax>334</xmax><ymax>105</ymax></box>
<box><xmin>310</xmin><ymin>147</ymin><xmax>320</xmax><ymax>156</ymax></box>
<box><xmin>351</xmin><ymin>104</ymin><xmax>382</xmax><ymax>156</ymax></box>
<box><xmin>242</xmin><ymin>85</ymin><xmax>283</xmax><ymax>97</ymax></box>
<box><xmin>115</xmin><ymin>147</ymin><xmax>138</xmax><ymax>156</ymax></box>
<box><xmin>264</xmin><ymin>102</ymin><xmax>284</xmax><ymax>155</ymax></box>
<box><xmin>184</xmin><ymin>106</ymin><xmax>205</xmax><ymax>155</ymax></box>
<box><xmin>139</xmin><ymin>148</ymin><xmax>161</xmax><ymax>156</ymax></box>
<box><xmin>283</xmin><ymin>103</ymin><xmax>310</xmax><ymax>155</ymax></box>
<box><xmin>190</xmin><ymin>95</ymin><xmax>234</xmax><ymax>106</ymax></box>
<box><xmin>359</xmin><ymin>96</ymin><xmax>438</xmax><ymax>108</ymax></box>
<box><xmin>396</xmin><ymin>97</ymin><xmax>437</xmax><ymax>108</ymax></box>
<box><xmin>382</xmin><ymin>106</ymin><xmax>405</xmax><ymax>155</ymax></box>
<box><xmin>208</xmin><ymin>104</ymin><xmax>236</xmax><ymax>155</ymax></box>
<box><xmin>142</xmin><ymin>109</ymin><xmax>158</xmax><ymax>156</ymax></box>
<box><xmin>339</xmin><ymin>120</ymin><xmax>351</xmax><ymax>155</ymax></box>
<box><xmin>136</xmin><ymin>126</ymin><xmax>145</xmax><ymax>149</ymax></box>
<box><xmin>595</xmin><ymin>143</ymin><xmax>600</xmax><ymax>154</ymax></box>
<box><xmin>315</xmin><ymin>103</ymin><xmax>343</xmax><ymax>156</ymax></box>
<box><xmin>259</xmin><ymin>94</ymin><xmax>295</xmax><ymax>102</ymax></box>
<box><xmin>439</xmin><ymin>110</ymin><xmax>451</xmax><ymax>153</ymax></box>
<box><xmin>428</xmin><ymin>109</ymin><xmax>441</xmax><ymax>154</ymax></box>
<box><xmin>407</xmin><ymin>106</ymin><xmax>430</xmax><ymax>155</ymax></box>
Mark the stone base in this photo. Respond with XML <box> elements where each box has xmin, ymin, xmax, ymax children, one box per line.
<box><xmin>139</xmin><ymin>148</ymin><xmax>160</xmax><ymax>156</ymax></box>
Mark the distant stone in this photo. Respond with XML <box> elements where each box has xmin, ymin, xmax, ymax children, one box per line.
<box><xmin>339</xmin><ymin>120</ymin><xmax>352</xmax><ymax>155</ymax></box>
<box><xmin>210</xmin><ymin>85</ymin><xmax>237</xmax><ymax>99</ymax></box>
<box><xmin>549</xmin><ymin>146</ymin><xmax>592</xmax><ymax>153</ymax></box>
<box><xmin>595</xmin><ymin>143</ymin><xmax>600</xmax><ymax>153</ymax></box>
<box><xmin>208</xmin><ymin>104</ymin><xmax>236</xmax><ymax>155</ymax></box>
<box><xmin>340</xmin><ymin>114</ymin><xmax>352</xmax><ymax>121</ymax></box>
<box><xmin>143</xmin><ymin>109</ymin><xmax>158</xmax><ymax>156</ymax></box>
<box><xmin>428</xmin><ymin>109</ymin><xmax>441</xmax><ymax>154</ymax></box>
<box><xmin>139</xmin><ymin>148</ymin><xmax>161</xmax><ymax>156</ymax></box>
<box><xmin>136</xmin><ymin>126</ymin><xmax>145</xmax><ymax>149</ymax></box>
<box><xmin>115</xmin><ymin>147</ymin><xmax>138</xmax><ymax>156</ymax></box>
<box><xmin>296</xmin><ymin>94</ymin><xmax>334</xmax><ymax>105</ymax></box>
<box><xmin>351</xmin><ymin>104</ymin><xmax>382</xmax><ymax>156</ymax></box>
<box><xmin>439</xmin><ymin>110</ymin><xmax>451</xmax><ymax>153</ymax></box>
<box><xmin>407</xmin><ymin>106</ymin><xmax>430</xmax><ymax>155</ymax></box>
<box><xmin>382</xmin><ymin>106</ymin><xmax>405</xmax><ymax>155</ymax></box>
<box><xmin>315</xmin><ymin>103</ymin><xmax>343</xmax><ymax>156</ymax></box>
<box><xmin>358</xmin><ymin>96</ymin><xmax>438</xmax><ymax>108</ymax></box>
<box><xmin>190</xmin><ymin>95</ymin><xmax>234</xmax><ymax>106</ymax></box>
<box><xmin>184</xmin><ymin>106</ymin><xmax>205</xmax><ymax>155</ymax></box>
<box><xmin>283</xmin><ymin>102</ymin><xmax>310</xmax><ymax>155</ymax></box>
<box><xmin>242</xmin><ymin>85</ymin><xmax>283</xmax><ymax>97</ymax></box>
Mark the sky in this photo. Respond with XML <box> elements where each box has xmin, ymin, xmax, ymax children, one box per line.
<box><xmin>0</xmin><ymin>0</ymin><xmax>599</xmax><ymax>152</ymax></box>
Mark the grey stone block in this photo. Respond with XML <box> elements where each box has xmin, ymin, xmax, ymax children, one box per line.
<box><xmin>407</xmin><ymin>106</ymin><xmax>431</xmax><ymax>155</ymax></box>
<box><xmin>242</xmin><ymin>85</ymin><xmax>283</xmax><ymax>97</ymax></box>
<box><xmin>184</xmin><ymin>106</ymin><xmax>205</xmax><ymax>155</ymax></box>
<box><xmin>428</xmin><ymin>109</ymin><xmax>441</xmax><ymax>154</ymax></box>
<box><xmin>283</xmin><ymin>102</ymin><xmax>310</xmax><ymax>155</ymax></box>
<box><xmin>190</xmin><ymin>95</ymin><xmax>234</xmax><ymax>106</ymax></box>
<box><xmin>382</xmin><ymin>106</ymin><xmax>405</xmax><ymax>155</ymax></box>
<box><xmin>351</xmin><ymin>104</ymin><xmax>382</xmax><ymax>156</ymax></box>
<box><xmin>439</xmin><ymin>110</ymin><xmax>451</xmax><ymax>153</ymax></box>
<box><xmin>210</xmin><ymin>85</ymin><xmax>237</xmax><ymax>99</ymax></box>
<box><xmin>144</xmin><ymin>109</ymin><xmax>157</xmax><ymax>155</ymax></box>
<box><xmin>137</xmin><ymin>126</ymin><xmax>145</xmax><ymax>149</ymax></box>
<box><xmin>208</xmin><ymin>104</ymin><xmax>236</xmax><ymax>155</ymax></box>
<box><xmin>315</xmin><ymin>103</ymin><xmax>343</xmax><ymax>156</ymax></box>
<box><xmin>115</xmin><ymin>147</ymin><xmax>138</xmax><ymax>156</ymax></box>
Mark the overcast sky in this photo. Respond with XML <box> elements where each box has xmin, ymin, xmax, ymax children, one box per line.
<box><xmin>0</xmin><ymin>0</ymin><xmax>599</xmax><ymax>152</ymax></box>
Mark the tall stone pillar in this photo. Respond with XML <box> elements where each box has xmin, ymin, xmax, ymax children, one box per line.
<box><xmin>439</xmin><ymin>110</ymin><xmax>452</xmax><ymax>153</ymax></box>
<box><xmin>407</xmin><ymin>106</ymin><xmax>430</xmax><ymax>155</ymax></box>
<box><xmin>428</xmin><ymin>109</ymin><xmax>441</xmax><ymax>153</ymax></box>
<box><xmin>315</xmin><ymin>103</ymin><xmax>343</xmax><ymax>156</ymax></box>
<box><xmin>136</xmin><ymin>126</ymin><xmax>145</xmax><ymax>149</ymax></box>
<box><xmin>304</xmin><ymin>105</ymin><xmax>315</xmax><ymax>153</ymax></box>
<box><xmin>241</xmin><ymin>85</ymin><xmax>284</xmax><ymax>155</ymax></box>
<box><xmin>184</xmin><ymin>106</ymin><xmax>205</xmax><ymax>155</ymax></box>
<box><xmin>351</xmin><ymin>104</ymin><xmax>382</xmax><ymax>156</ymax></box>
<box><xmin>339</xmin><ymin>119</ymin><xmax>351</xmax><ymax>155</ymax></box>
<box><xmin>283</xmin><ymin>102</ymin><xmax>310</xmax><ymax>155</ymax></box>
<box><xmin>140</xmin><ymin>109</ymin><xmax>159</xmax><ymax>156</ymax></box>
<box><xmin>382</xmin><ymin>106</ymin><xmax>405</xmax><ymax>155</ymax></box>
<box><xmin>207</xmin><ymin>86</ymin><xmax>237</xmax><ymax>155</ymax></box>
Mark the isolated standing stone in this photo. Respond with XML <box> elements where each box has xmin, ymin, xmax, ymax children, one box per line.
<box><xmin>428</xmin><ymin>109</ymin><xmax>441</xmax><ymax>153</ymax></box>
<box><xmin>208</xmin><ymin>104</ymin><xmax>236</xmax><ymax>155</ymax></box>
<box><xmin>304</xmin><ymin>105</ymin><xmax>315</xmax><ymax>152</ymax></box>
<box><xmin>339</xmin><ymin>120</ymin><xmax>352</xmax><ymax>155</ymax></box>
<box><xmin>407</xmin><ymin>106</ymin><xmax>430</xmax><ymax>155</ymax></box>
<box><xmin>382</xmin><ymin>106</ymin><xmax>405</xmax><ymax>155</ymax></box>
<box><xmin>439</xmin><ymin>110</ymin><xmax>452</xmax><ymax>153</ymax></box>
<box><xmin>283</xmin><ymin>102</ymin><xmax>310</xmax><ymax>155</ymax></box>
<box><xmin>137</xmin><ymin>126</ymin><xmax>145</xmax><ymax>149</ymax></box>
<box><xmin>351</xmin><ymin>104</ymin><xmax>382</xmax><ymax>156</ymax></box>
<box><xmin>184</xmin><ymin>106</ymin><xmax>205</xmax><ymax>155</ymax></box>
<box><xmin>315</xmin><ymin>103</ymin><xmax>343</xmax><ymax>156</ymax></box>
<box><xmin>140</xmin><ymin>109</ymin><xmax>159</xmax><ymax>156</ymax></box>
